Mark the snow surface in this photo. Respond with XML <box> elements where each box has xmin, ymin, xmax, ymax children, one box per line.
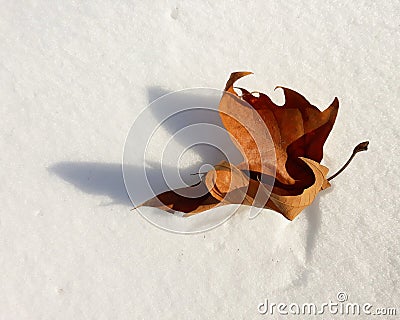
<box><xmin>1</xmin><ymin>1</ymin><xmax>399</xmax><ymax>319</ymax></box>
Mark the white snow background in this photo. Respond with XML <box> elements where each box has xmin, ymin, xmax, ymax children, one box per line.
<box><xmin>1</xmin><ymin>1</ymin><xmax>399</xmax><ymax>319</ymax></box>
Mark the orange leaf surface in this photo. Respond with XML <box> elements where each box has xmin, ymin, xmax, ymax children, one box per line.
<box><xmin>220</xmin><ymin>72</ymin><xmax>338</xmax><ymax>187</ymax></box>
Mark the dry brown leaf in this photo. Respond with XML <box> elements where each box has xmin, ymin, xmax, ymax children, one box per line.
<box><xmin>136</xmin><ymin>72</ymin><xmax>368</xmax><ymax>221</ymax></box>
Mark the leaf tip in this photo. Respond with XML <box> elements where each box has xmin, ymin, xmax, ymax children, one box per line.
<box><xmin>224</xmin><ymin>71</ymin><xmax>253</xmax><ymax>92</ymax></box>
<box><xmin>329</xmin><ymin>97</ymin><xmax>340</xmax><ymax>112</ymax></box>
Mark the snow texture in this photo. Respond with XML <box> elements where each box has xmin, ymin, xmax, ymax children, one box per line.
<box><xmin>1</xmin><ymin>1</ymin><xmax>399</xmax><ymax>319</ymax></box>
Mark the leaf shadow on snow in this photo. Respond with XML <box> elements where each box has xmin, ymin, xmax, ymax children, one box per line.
<box><xmin>147</xmin><ymin>86</ymin><xmax>170</xmax><ymax>104</ymax></box>
<box><xmin>281</xmin><ymin>187</ymin><xmax>335</xmax><ymax>290</ymax></box>
<box><xmin>305</xmin><ymin>185</ymin><xmax>336</xmax><ymax>261</ymax></box>
<box><xmin>48</xmin><ymin>88</ymin><xmax>236</xmax><ymax>207</ymax></box>
<box><xmin>48</xmin><ymin>162</ymin><xmax>206</xmax><ymax>206</ymax></box>
<box><xmin>48</xmin><ymin>162</ymin><xmax>131</xmax><ymax>205</ymax></box>
<box><xmin>305</xmin><ymin>195</ymin><xmax>321</xmax><ymax>263</ymax></box>
<box><xmin>146</xmin><ymin>86</ymin><xmax>242</xmax><ymax>165</ymax></box>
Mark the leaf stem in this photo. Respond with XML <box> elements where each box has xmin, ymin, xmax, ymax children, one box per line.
<box><xmin>327</xmin><ymin>141</ymin><xmax>369</xmax><ymax>181</ymax></box>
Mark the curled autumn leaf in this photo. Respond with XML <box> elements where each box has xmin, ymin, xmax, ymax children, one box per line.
<box><xmin>137</xmin><ymin>72</ymin><xmax>369</xmax><ymax>220</ymax></box>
